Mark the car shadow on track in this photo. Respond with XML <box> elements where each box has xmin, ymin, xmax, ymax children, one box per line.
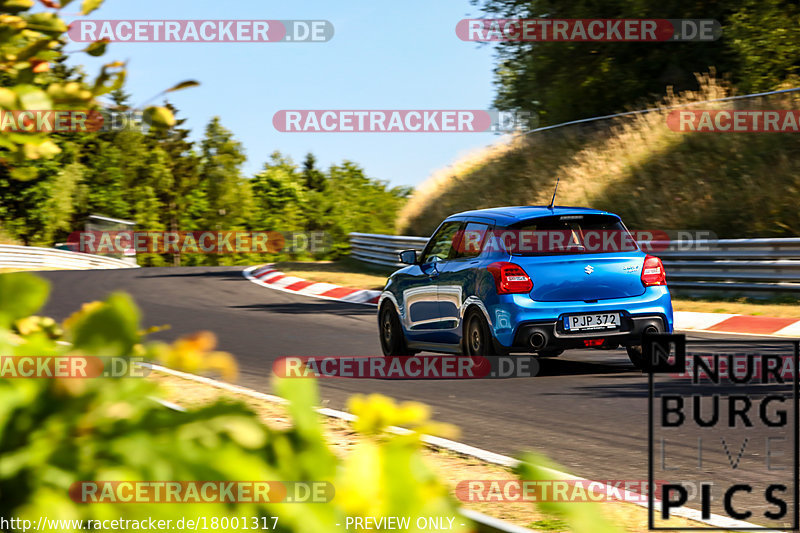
<box><xmin>380</xmin><ymin>354</ymin><xmax>639</xmax><ymax>380</ymax></box>
<box><xmin>533</xmin><ymin>356</ymin><xmax>636</xmax><ymax>377</ymax></box>
<box><xmin>557</xmin><ymin>376</ymin><xmax>795</xmax><ymax>400</ymax></box>
<box><xmin>230</xmin><ymin>302</ymin><xmax>376</xmax><ymax>316</ymax></box>
<box><xmin>138</xmin><ymin>268</ymin><xmax>245</xmax><ymax>280</ymax></box>
<box><xmin>556</xmin><ymin>379</ymin><xmax>650</xmax><ymax>398</ymax></box>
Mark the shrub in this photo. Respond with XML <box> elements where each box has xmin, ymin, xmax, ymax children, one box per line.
<box><xmin>0</xmin><ymin>273</ymin><xmax>467</xmax><ymax>532</ymax></box>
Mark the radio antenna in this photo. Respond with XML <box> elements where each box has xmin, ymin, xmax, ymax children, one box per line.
<box><xmin>548</xmin><ymin>176</ymin><xmax>560</xmax><ymax>210</ymax></box>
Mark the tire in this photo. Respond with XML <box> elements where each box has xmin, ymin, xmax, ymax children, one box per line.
<box><xmin>379</xmin><ymin>304</ymin><xmax>415</xmax><ymax>356</ymax></box>
<box><xmin>462</xmin><ymin>309</ymin><xmax>497</xmax><ymax>357</ymax></box>
<box><xmin>537</xmin><ymin>349</ymin><xmax>564</xmax><ymax>358</ymax></box>
<box><xmin>627</xmin><ymin>345</ymin><xmax>644</xmax><ymax>369</ymax></box>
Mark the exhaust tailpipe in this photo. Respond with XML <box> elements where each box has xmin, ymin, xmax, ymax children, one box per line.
<box><xmin>529</xmin><ymin>331</ymin><xmax>547</xmax><ymax>350</ymax></box>
<box><xmin>643</xmin><ymin>325</ymin><xmax>659</xmax><ymax>336</ymax></box>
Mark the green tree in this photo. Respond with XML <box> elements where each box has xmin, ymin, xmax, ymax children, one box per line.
<box><xmin>0</xmin><ymin>0</ymin><xmax>177</xmax><ymax>169</ymax></box>
<box><xmin>300</xmin><ymin>153</ymin><xmax>333</xmax><ymax>233</ymax></box>
<box><xmin>474</xmin><ymin>0</ymin><xmax>800</xmax><ymax>125</ymax></box>
<box><xmin>199</xmin><ymin>117</ymin><xmax>249</xmax><ymax>230</ymax></box>
<box><xmin>302</xmin><ymin>152</ymin><xmax>326</xmax><ymax>192</ymax></box>
<box><xmin>726</xmin><ymin>0</ymin><xmax>800</xmax><ymax>92</ymax></box>
<box><xmin>0</xmin><ymin>164</ymin><xmax>56</xmax><ymax>245</ymax></box>
<box><xmin>248</xmin><ymin>152</ymin><xmax>409</xmax><ymax>258</ymax></box>
<box><xmin>0</xmin><ymin>0</ymin><xmax>193</xmax><ymax>245</ymax></box>
<box><xmin>326</xmin><ymin>161</ymin><xmax>410</xmax><ymax>252</ymax></box>
<box><xmin>250</xmin><ymin>152</ymin><xmax>308</xmax><ymax>232</ymax></box>
<box><xmin>147</xmin><ymin>103</ymin><xmax>201</xmax><ymax>265</ymax></box>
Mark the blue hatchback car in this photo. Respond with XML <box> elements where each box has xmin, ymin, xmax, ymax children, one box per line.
<box><xmin>377</xmin><ymin>206</ymin><xmax>673</xmax><ymax>367</ymax></box>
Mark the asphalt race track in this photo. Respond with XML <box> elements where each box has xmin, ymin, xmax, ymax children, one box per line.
<box><xmin>38</xmin><ymin>266</ymin><xmax>797</xmax><ymax>527</ymax></box>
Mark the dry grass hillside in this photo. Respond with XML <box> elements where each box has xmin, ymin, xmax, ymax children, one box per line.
<box><xmin>398</xmin><ymin>77</ymin><xmax>800</xmax><ymax>238</ymax></box>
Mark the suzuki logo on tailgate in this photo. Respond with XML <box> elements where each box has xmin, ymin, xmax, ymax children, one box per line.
<box><xmin>584</xmin><ymin>265</ymin><xmax>594</xmax><ymax>275</ymax></box>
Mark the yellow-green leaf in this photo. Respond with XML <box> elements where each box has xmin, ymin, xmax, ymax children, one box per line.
<box><xmin>17</xmin><ymin>87</ymin><xmax>51</xmax><ymax>110</ymax></box>
<box><xmin>23</xmin><ymin>139</ymin><xmax>61</xmax><ymax>159</ymax></box>
<box><xmin>69</xmin><ymin>292</ymin><xmax>140</xmax><ymax>356</ymax></box>
<box><xmin>92</xmin><ymin>62</ymin><xmax>126</xmax><ymax>96</ymax></box>
<box><xmin>26</xmin><ymin>12</ymin><xmax>67</xmax><ymax>33</ymax></box>
<box><xmin>80</xmin><ymin>0</ymin><xmax>102</xmax><ymax>15</ymax></box>
<box><xmin>143</xmin><ymin>106</ymin><xmax>175</xmax><ymax>128</ymax></box>
<box><xmin>16</xmin><ymin>38</ymin><xmax>52</xmax><ymax>61</ymax></box>
<box><xmin>0</xmin><ymin>88</ymin><xmax>17</xmax><ymax>109</ymax></box>
<box><xmin>9</xmin><ymin>166</ymin><xmax>38</xmax><ymax>181</ymax></box>
<box><xmin>0</xmin><ymin>273</ymin><xmax>50</xmax><ymax>328</ymax></box>
<box><xmin>1</xmin><ymin>0</ymin><xmax>34</xmax><ymax>14</ymax></box>
<box><xmin>84</xmin><ymin>38</ymin><xmax>109</xmax><ymax>57</ymax></box>
<box><xmin>165</xmin><ymin>80</ymin><xmax>200</xmax><ymax>93</ymax></box>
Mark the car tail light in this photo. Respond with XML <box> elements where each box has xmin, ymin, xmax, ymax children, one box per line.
<box><xmin>488</xmin><ymin>262</ymin><xmax>533</xmax><ymax>294</ymax></box>
<box><xmin>583</xmin><ymin>339</ymin><xmax>604</xmax><ymax>347</ymax></box>
<box><xmin>641</xmin><ymin>255</ymin><xmax>666</xmax><ymax>286</ymax></box>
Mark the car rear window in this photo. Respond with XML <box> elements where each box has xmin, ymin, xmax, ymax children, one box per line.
<box><xmin>499</xmin><ymin>214</ymin><xmax>639</xmax><ymax>255</ymax></box>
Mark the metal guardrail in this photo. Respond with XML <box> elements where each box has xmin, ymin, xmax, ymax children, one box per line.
<box><xmin>521</xmin><ymin>86</ymin><xmax>800</xmax><ymax>135</ymax></box>
<box><xmin>349</xmin><ymin>233</ymin><xmax>429</xmax><ymax>268</ymax></box>
<box><xmin>348</xmin><ymin>233</ymin><xmax>800</xmax><ymax>294</ymax></box>
<box><xmin>0</xmin><ymin>244</ymin><xmax>139</xmax><ymax>271</ymax></box>
<box><xmin>656</xmin><ymin>239</ymin><xmax>800</xmax><ymax>293</ymax></box>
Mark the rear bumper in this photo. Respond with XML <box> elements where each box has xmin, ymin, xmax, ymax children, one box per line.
<box><xmin>510</xmin><ymin>314</ymin><xmax>667</xmax><ymax>352</ymax></box>
<box><xmin>490</xmin><ymin>286</ymin><xmax>673</xmax><ymax>351</ymax></box>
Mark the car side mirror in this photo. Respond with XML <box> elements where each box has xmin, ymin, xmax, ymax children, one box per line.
<box><xmin>399</xmin><ymin>250</ymin><xmax>417</xmax><ymax>265</ymax></box>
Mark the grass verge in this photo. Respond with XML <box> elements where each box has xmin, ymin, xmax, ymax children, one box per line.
<box><xmin>272</xmin><ymin>257</ymin><xmax>393</xmax><ymax>291</ymax></box>
<box><xmin>149</xmin><ymin>370</ymin><xmax>714</xmax><ymax>533</ymax></box>
<box><xmin>672</xmin><ymin>297</ymin><xmax>800</xmax><ymax>318</ymax></box>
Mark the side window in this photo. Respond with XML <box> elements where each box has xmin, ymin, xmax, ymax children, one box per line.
<box><xmin>452</xmin><ymin>222</ymin><xmax>490</xmax><ymax>259</ymax></box>
<box><xmin>419</xmin><ymin>221</ymin><xmax>462</xmax><ymax>264</ymax></box>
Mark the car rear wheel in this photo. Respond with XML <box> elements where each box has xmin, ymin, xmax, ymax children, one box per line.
<box><xmin>626</xmin><ymin>345</ymin><xmax>644</xmax><ymax>369</ymax></box>
<box><xmin>463</xmin><ymin>309</ymin><xmax>496</xmax><ymax>357</ymax></box>
<box><xmin>379</xmin><ymin>304</ymin><xmax>415</xmax><ymax>356</ymax></box>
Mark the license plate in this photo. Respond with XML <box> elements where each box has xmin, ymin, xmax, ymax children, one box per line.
<box><xmin>563</xmin><ymin>313</ymin><xmax>620</xmax><ymax>332</ymax></box>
